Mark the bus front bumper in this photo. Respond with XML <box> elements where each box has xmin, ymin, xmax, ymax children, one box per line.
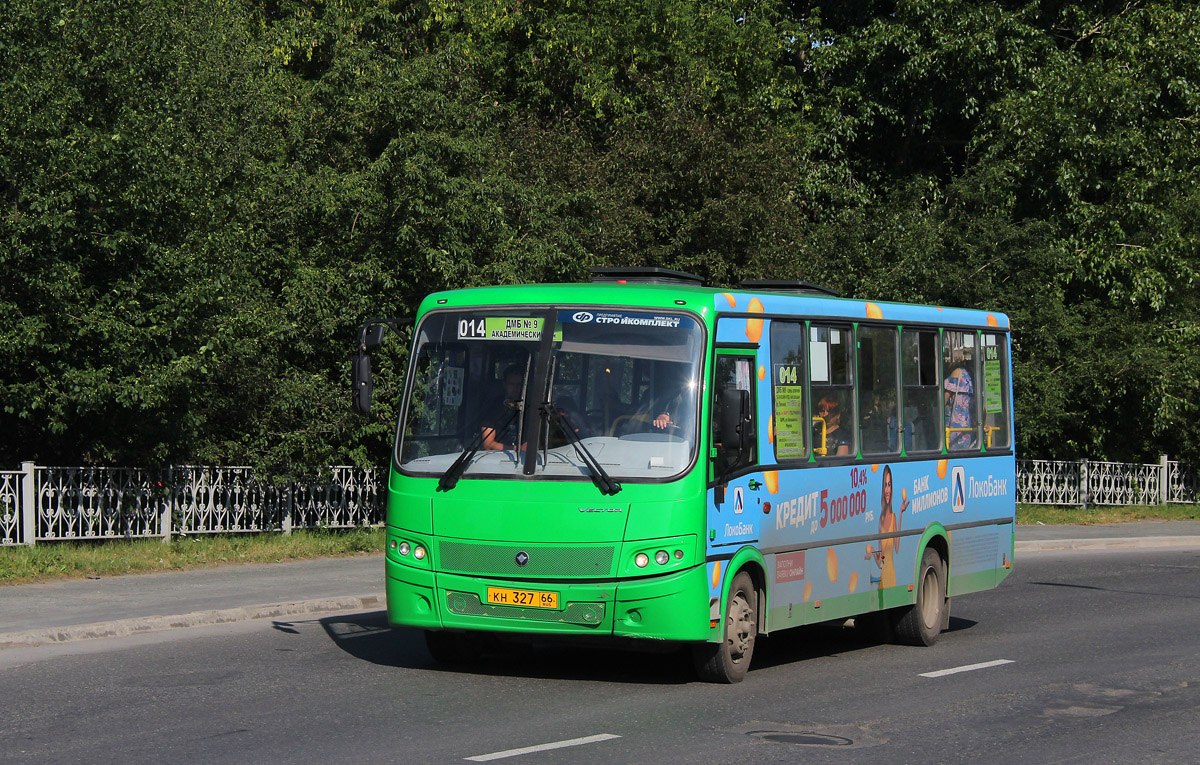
<box><xmin>385</xmin><ymin>557</ymin><xmax>711</xmax><ymax>642</ymax></box>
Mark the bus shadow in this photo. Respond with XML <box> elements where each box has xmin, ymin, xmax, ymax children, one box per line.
<box><xmin>751</xmin><ymin>616</ymin><xmax>978</xmax><ymax>671</ymax></box>
<box><xmin>299</xmin><ymin>611</ymin><xmax>978</xmax><ymax>682</ymax></box>
<box><xmin>309</xmin><ymin>610</ymin><xmax>694</xmax><ymax>684</ymax></box>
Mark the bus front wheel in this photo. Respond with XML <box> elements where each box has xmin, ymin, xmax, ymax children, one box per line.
<box><xmin>693</xmin><ymin>571</ymin><xmax>757</xmax><ymax>683</ymax></box>
<box><xmin>893</xmin><ymin>547</ymin><xmax>947</xmax><ymax>646</ymax></box>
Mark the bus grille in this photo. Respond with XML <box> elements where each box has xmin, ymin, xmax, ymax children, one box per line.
<box><xmin>446</xmin><ymin>592</ymin><xmax>605</xmax><ymax>626</ymax></box>
<box><xmin>437</xmin><ymin>541</ymin><xmax>615</xmax><ymax>577</ymax></box>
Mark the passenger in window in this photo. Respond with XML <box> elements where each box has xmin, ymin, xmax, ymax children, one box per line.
<box><xmin>481</xmin><ymin>365</ymin><xmax>526</xmax><ymax>450</ymax></box>
<box><xmin>862</xmin><ymin>389</ymin><xmax>907</xmax><ymax>454</ymax></box>
<box><xmin>814</xmin><ymin>394</ymin><xmax>852</xmax><ymax>456</ymax></box>
<box><xmin>859</xmin><ymin>393</ymin><xmax>887</xmax><ymax>454</ymax></box>
<box><xmin>649</xmin><ymin>366</ymin><xmax>693</xmax><ymax>434</ymax></box>
<box><xmin>943</xmin><ymin>364</ymin><xmax>976</xmax><ymax>450</ymax></box>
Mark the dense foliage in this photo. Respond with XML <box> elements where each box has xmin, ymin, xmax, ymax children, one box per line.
<box><xmin>2</xmin><ymin>0</ymin><xmax>1197</xmax><ymax>474</ymax></box>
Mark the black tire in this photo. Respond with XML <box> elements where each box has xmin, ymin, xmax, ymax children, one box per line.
<box><xmin>693</xmin><ymin>571</ymin><xmax>758</xmax><ymax>683</ymax></box>
<box><xmin>424</xmin><ymin>630</ymin><xmax>474</xmax><ymax>665</ymax></box>
<box><xmin>893</xmin><ymin>547</ymin><xmax>947</xmax><ymax>646</ymax></box>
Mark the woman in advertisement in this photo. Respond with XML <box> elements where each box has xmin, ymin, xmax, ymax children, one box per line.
<box><xmin>869</xmin><ymin>465</ymin><xmax>909</xmax><ymax>588</ymax></box>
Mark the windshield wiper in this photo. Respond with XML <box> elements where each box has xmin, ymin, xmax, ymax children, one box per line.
<box><xmin>437</xmin><ymin>407</ymin><xmax>520</xmax><ymax>491</ymax></box>
<box><xmin>541</xmin><ymin>402</ymin><xmax>622</xmax><ymax>495</ymax></box>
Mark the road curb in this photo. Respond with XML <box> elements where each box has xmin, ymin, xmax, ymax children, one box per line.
<box><xmin>1015</xmin><ymin>536</ymin><xmax>1200</xmax><ymax>552</ymax></box>
<box><xmin>0</xmin><ymin>593</ymin><xmax>386</xmax><ymax>649</ymax></box>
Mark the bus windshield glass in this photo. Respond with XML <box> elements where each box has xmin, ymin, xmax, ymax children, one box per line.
<box><xmin>398</xmin><ymin>308</ymin><xmax>703</xmax><ymax>482</ymax></box>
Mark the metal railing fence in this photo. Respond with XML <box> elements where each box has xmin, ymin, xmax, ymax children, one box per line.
<box><xmin>2</xmin><ymin>457</ymin><xmax>1195</xmax><ymax>546</ymax></box>
<box><xmin>1</xmin><ymin>463</ymin><xmax>381</xmax><ymax>546</ymax></box>
<box><xmin>1016</xmin><ymin>456</ymin><xmax>1197</xmax><ymax>507</ymax></box>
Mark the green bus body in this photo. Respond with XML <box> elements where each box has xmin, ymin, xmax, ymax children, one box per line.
<box><xmin>373</xmin><ymin>275</ymin><xmax>1016</xmax><ymax>680</ymax></box>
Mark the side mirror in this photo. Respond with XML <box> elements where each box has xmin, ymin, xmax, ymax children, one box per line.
<box><xmin>359</xmin><ymin>323</ymin><xmax>388</xmax><ymax>350</ymax></box>
<box><xmin>718</xmin><ymin>387</ymin><xmax>749</xmax><ymax>452</ymax></box>
<box><xmin>352</xmin><ymin>352</ymin><xmax>373</xmax><ymax>414</ymax></box>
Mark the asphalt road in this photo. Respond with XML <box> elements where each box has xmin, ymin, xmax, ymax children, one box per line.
<box><xmin>3</xmin><ymin>547</ymin><xmax>1199</xmax><ymax>764</ymax></box>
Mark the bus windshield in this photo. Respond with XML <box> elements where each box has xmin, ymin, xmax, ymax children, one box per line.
<box><xmin>398</xmin><ymin>308</ymin><xmax>703</xmax><ymax>482</ymax></box>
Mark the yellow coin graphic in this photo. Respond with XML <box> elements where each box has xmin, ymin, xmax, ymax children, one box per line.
<box><xmin>803</xmin><ymin>581</ymin><xmax>813</xmax><ymax>602</ymax></box>
<box><xmin>712</xmin><ymin>561</ymin><xmax>722</xmax><ymax>589</ymax></box>
<box><xmin>849</xmin><ymin>571</ymin><xmax>858</xmax><ymax>592</ymax></box>
<box><xmin>827</xmin><ymin>548</ymin><xmax>838</xmax><ymax>582</ymax></box>
<box><xmin>746</xmin><ymin>298</ymin><xmax>765</xmax><ymax>342</ymax></box>
<box><xmin>865</xmin><ymin>302</ymin><xmax>883</xmax><ymax>320</ymax></box>
<box><xmin>764</xmin><ymin>470</ymin><xmax>779</xmax><ymax>494</ymax></box>
<box><xmin>768</xmin><ymin>414</ymin><xmax>774</xmax><ymax>444</ymax></box>
<box><xmin>722</xmin><ymin>292</ymin><xmax>737</xmax><ymax>308</ymax></box>
<box><xmin>937</xmin><ymin>459</ymin><xmax>948</xmax><ymax>480</ymax></box>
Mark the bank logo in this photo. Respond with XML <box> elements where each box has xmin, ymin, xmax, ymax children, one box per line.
<box><xmin>571</xmin><ymin>311</ymin><xmax>594</xmax><ymax>323</ymax></box>
<box><xmin>733</xmin><ymin>486</ymin><xmax>745</xmax><ymax>515</ymax></box>
<box><xmin>951</xmin><ymin>467</ymin><xmax>967</xmax><ymax>513</ymax></box>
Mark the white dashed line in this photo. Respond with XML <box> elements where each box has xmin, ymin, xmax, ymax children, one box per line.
<box><xmin>920</xmin><ymin>659</ymin><xmax>1015</xmax><ymax>678</ymax></box>
<box><xmin>465</xmin><ymin>734</ymin><xmax>622</xmax><ymax>761</ymax></box>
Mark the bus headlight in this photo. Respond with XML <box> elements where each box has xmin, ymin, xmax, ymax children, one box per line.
<box><xmin>635</xmin><ymin>553</ymin><xmax>650</xmax><ymax>568</ymax></box>
<box><xmin>655</xmin><ymin>550</ymin><xmax>670</xmax><ymax>566</ymax></box>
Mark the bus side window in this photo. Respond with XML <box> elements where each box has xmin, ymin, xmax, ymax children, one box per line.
<box><xmin>943</xmin><ymin>330</ymin><xmax>980</xmax><ymax>451</ymax></box>
<box><xmin>713</xmin><ymin>354</ymin><xmax>757</xmax><ymax>475</ymax></box>
<box><xmin>769</xmin><ymin>322</ymin><xmax>807</xmax><ymax>461</ymax></box>
<box><xmin>981</xmin><ymin>333</ymin><xmax>1011</xmax><ymax>450</ymax></box>
<box><xmin>810</xmin><ymin>324</ymin><xmax>854</xmax><ymax>458</ymax></box>
<box><xmin>902</xmin><ymin>329</ymin><xmax>942</xmax><ymax>453</ymax></box>
<box><xmin>858</xmin><ymin>325</ymin><xmax>901</xmax><ymax>456</ymax></box>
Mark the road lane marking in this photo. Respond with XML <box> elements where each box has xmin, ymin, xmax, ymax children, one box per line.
<box><xmin>465</xmin><ymin>734</ymin><xmax>621</xmax><ymax>761</ymax></box>
<box><xmin>920</xmin><ymin>659</ymin><xmax>1014</xmax><ymax>678</ymax></box>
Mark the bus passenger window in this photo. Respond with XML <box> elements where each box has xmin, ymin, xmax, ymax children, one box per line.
<box><xmin>902</xmin><ymin>329</ymin><xmax>941</xmax><ymax>453</ymax></box>
<box><xmin>858</xmin><ymin>325</ymin><xmax>901</xmax><ymax>456</ymax></box>
<box><xmin>981</xmin><ymin>333</ymin><xmax>1011</xmax><ymax>450</ymax></box>
<box><xmin>810</xmin><ymin>325</ymin><xmax>854</xmax><ymax>458</ymax></box>
<box><xmin>943</xmin><ymin>330</ymin><xmax>980</xmax><ymax>451</ymax></box>
<box><xmin>769</xmin><ymin>322</ymin><xmax>807</xmax><ymax>461</ymax></box>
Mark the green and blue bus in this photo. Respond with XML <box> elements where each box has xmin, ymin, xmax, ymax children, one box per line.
<box><xmin>354</xmin><ymin>268</ymin><xmax>1015</xmax><ymax>682</ymax></box>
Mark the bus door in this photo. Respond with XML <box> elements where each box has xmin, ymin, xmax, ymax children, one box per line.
<box><xmin>708</xmin><ymin>346</ymin><xmax>762</xmax><ymax>545</ymax></box>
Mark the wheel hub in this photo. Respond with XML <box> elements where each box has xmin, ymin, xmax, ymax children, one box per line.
<box><xmin>726</xmin><ymin>593</ymin><xmax>756</xmax><ymax>660</ymax></box>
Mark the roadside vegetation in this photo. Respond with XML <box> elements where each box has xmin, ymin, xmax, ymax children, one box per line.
<box><xmin>3</xmin><ymin>1</ymin><xmax>1198</xmax><ymax>479</ymax></box>
<box><xmin>0</xmin><ymin>527</ymin><xmax>384</xmax><ymax>586</ymax></box>
<box><xmin>1017</xmin><ymin>504</ymin><xmax>1200</xmax><ymax>525</ymax></box>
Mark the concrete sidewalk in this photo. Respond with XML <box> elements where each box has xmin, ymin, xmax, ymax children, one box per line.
<box><xmin>0</xmin><ymin>555</ymin><xmax>385</xmax><ymax>648</ymax></box>
<box><xmin>2</xmin><ymin>522</ymin><xmax>1199</xmax><ymax>649</ymax></box>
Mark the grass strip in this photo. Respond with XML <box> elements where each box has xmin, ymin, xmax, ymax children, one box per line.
<box><xmin>1017</xmin><ymin>503</ymin><xmax>1200</xmax><ymax>525</ymax></box>
<box><xmin>0</xmin><ymin>527</ymin><xmax>384</xmax><ymax>586</ymax></box>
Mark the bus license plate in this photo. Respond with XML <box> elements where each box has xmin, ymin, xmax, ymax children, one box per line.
<box><xmin>486</xmin><ymin>587</ymin><xmax>559</xmax><ymax>609</ymax></box>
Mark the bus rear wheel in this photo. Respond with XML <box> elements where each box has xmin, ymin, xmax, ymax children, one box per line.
<box><xmin>893</xmin><ymin>547</ymin><xmax>947</xmax><ymax>646</ymax></box>
<box><xmin>693</xmin><ymin>571</ymin><xmax>757</xmax><ymax>683</ymax></box>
